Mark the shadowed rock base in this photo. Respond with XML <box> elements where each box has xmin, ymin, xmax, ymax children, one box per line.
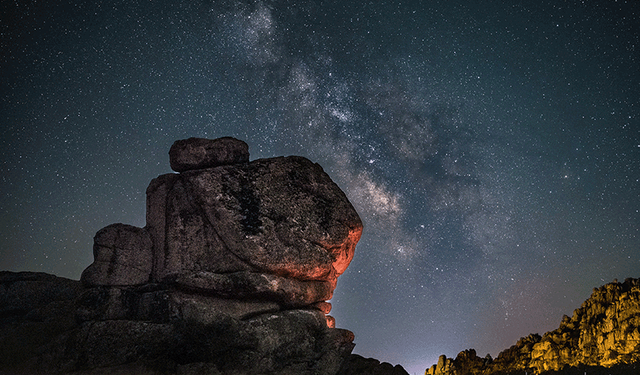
<box><xmin>0</xmin><ymin>271</ymin><xmax>362</xmax><ymax>375</ymax></box>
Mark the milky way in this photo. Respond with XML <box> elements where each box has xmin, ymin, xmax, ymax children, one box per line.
<box><xmin>2</xmin><ymin>1</ymin><xmax>639</xmax><ymax>373</ymax></box>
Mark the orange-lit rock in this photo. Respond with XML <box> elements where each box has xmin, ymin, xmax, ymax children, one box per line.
<box><xmin>146</xmin><ymin>154</ymin><xmax>363</xmax><ymax>291</ymax></box>
<box><xmin>425</xmin><ymin>354</ymin><xmax>454</xmax><ymax>375</ymax></box>
<box><xmin>84</xmin><ymin>137</ymin><xmax>363</xmax><ymax>311</ymax></box>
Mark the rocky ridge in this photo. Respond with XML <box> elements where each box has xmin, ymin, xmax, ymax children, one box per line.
<box><xmin>0</xmin><ymin>137</ymin><xmax>408</xmax><ymax>375</ymax></box>
<box><xmin>425</xmin><ymin>277</ymin><xmax>640</xmax><ymax>374</ymax></box>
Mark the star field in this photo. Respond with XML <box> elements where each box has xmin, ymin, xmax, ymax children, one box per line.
<box><xmin>2</xmin><ymin>1</ymin><xmax>639</xmax><ymax>374</ymax></box>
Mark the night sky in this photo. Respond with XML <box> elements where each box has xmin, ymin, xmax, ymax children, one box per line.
<box><xmin>2</xmin><ymin>1</ymin><xmax>639</xmax><ymax>373</ymax></box>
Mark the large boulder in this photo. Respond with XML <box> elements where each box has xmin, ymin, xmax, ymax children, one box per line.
<box><xmin>81</xmin><ymin>137</ymin><xmax>363</xmax><ymax>315</ymax></box>
<box><xmin>146</xmin><ymin>155</ymin><xmax>363</xmax><ymax>291</ymax></box>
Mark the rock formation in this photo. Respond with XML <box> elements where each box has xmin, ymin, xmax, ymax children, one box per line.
<box><xmin>0</xmin><ymin>137</ymin><xmax>409</xmax><ymax>375</ymax></box>
<box><xmin>425</xmin><ymin>354</ymin><xmax>454</xmax><ymax>375</ymax></box>
<box><xmin>424</xmin><ymin>277</ymin><xmax>640</xmax><ymax>374</ymax></box>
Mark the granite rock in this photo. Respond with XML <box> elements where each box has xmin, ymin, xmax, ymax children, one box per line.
<box><xmin>175</xmin><ymin>271</ymin><xmax>334</xmax><ymax>307</ymax></box>
<box><xmin>1</xmin><ymin>138</ymin><xmax>367</xmax><ymax>375</ymax></box>
<box><xmin>425</xmin><ymin>278</ymin><xmax>640</xmax><ymax>375</ymax></box>
<box><xmin>80</xmin><ymin>224</ymin><xmax>153</xmax><ymax>287</ymax></box>
<box><xmin>147</xmin><ymin>155</ymin><xmax>363</xmax><ymax>291</ymax></box>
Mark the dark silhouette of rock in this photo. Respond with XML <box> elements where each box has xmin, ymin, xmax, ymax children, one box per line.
<box><xmin>168</xmin><ymin>137</ymin><xmax>249</xmax><ymax>172</ymax></box>
<box><xmin>425</xmin><ymin>354</ymin><xmax>455</xmax><ymax>375</ymax></box>
<box><xmin>424</xmin><ymin>278</ymin><xmax>640</xmax><ymax>375</ymax></box>
<box><xmin>1</xmin><ymin>137</ymin><xmax>375</xmax><ymax>375</ymax></box>
<box><xmin>337</xmin><ymin>354</ymin><xmax>410</xmax><ymax>375</ymax></box>
<box><xmin>0</xmin><ymin>271</ymin><xmax>83</xmax><ymax>373</ymax></box>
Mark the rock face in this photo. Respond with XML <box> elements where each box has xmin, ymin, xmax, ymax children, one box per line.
<box><xmin>144</xmin><ymin>154</ymin><xmax>361</xmax><ymax>290</ymax></box>
<box><xmin>0</xmin><ymin>137</ymin><xmax>403</xmax><ymax>375</ymax></box>
<box><xmin>80</xmin><ymin>223</ymin><xmax>153</xmax><ymax>286</ymax></box>
<box><xmin>529</xmin><ymin>278</ymin><xmax>640</xmax><ymax>372</ymax></box>
<box><xmin>424</xmin><ymin>278</ymin><xmax>640</xmax><ymax>375</ymax></box>
<box><xmin>425</xmin><ymin>355</ymin><xmax>454</xmax><ymax>375</ymax></box>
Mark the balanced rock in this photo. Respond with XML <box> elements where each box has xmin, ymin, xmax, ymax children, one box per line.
<box><xmin>80</xmin><ymin>137</ymin><xmax>363</xmax><ymax>313</ymax></box>
<box><xmin>3</xmin><ymin>137</ymin><xmax>365</xmax><ymax>375</ymax></box>
<box><xmin>169</xmin><ymin>137</ymin><xmax>249</xmax><ymax>172</ymax></box>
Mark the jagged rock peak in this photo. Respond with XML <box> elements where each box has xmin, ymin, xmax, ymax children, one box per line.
<box><xmin>168</xmin><ymin>136</ymin><xmax>249</xmax><ymax>172</ymax></box>
<box><xmin>424</xmin><ymin>277</ymin><xmax>640</xmax><ymax>375</ymax></box>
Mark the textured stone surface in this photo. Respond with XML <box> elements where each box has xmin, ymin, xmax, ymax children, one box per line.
<box><xmin>528</xmin><ymin>278</ymin><xmax>640</xmax><ymax>372</ymax></box>
<box><xmin>81</xmin><ymin>224</ymin><xmax>153</xmax><ymax>287</ymax></box>
<box><xmin>70</xmin><ymin>308</ymin><xmax>352</xmax><ymax>375</ymax></box>
<box><xmin>425</xmin><ymin>354</ymin><xmax>454</xmax><ymax>375</ymax></box>
<box><xmin>175</xmin><ymin>271</ymin><xmax>334</xmax><ymax>307</ymax></box>
<box><xmin>169</xmin><ymin>137</ymin><xmax>249</xmax><ymax>172</ymax></box>
<box><xmin>1</xmin><ymin>271</ymin><xmax>358</xmax><ymax>375</ymax></box>
<box><xmin>147</xmin><ymin>155</ymin><xmax>363</xmax><ymax>289</ymax></box>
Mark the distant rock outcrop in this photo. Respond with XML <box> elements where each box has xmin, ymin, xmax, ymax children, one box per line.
<box><xmin>0</xmin><ymin>137</ymin><xmax>407</xmax><ymax>375</ymax></box>
<box><xmin>425</xmin><ymin>278</ymin><xmax>640</xmax><ymax>374</ymax></box>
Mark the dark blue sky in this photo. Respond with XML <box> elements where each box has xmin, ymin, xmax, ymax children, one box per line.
<box><xmin>2</xmin><ymin>1</ymin><xmax>639</xmax><ymax>373</ymax></box>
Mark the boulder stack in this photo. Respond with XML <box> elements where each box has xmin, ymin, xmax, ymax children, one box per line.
<box><xmin>1</xmin><ymin>137</ymin><xmax>379</xmax><ymax>375</ymax></box>
<box><xmin>81</xmin><ymin>137</ymin><xmax>362</xmax><ymax>326</ymax></box>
